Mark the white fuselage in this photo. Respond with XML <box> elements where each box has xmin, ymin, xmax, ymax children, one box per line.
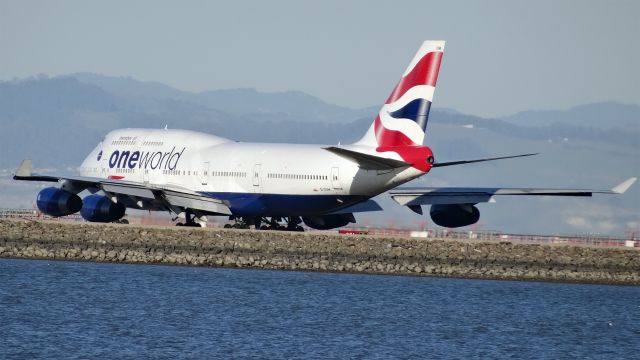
<box><xmin>79</xmin><ymin>128</ymin><xmax>425</xmax><ymax>216</ymax></box>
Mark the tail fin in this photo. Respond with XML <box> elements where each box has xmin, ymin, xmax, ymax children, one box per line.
<box><xmin>355</xmin><ymin>40</ymin><xmax>445</xmax><ymax>147</ymax></box>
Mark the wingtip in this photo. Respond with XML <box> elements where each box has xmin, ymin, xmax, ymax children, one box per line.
<box><xmin>612</xmin><ymin>177</ymin><xmax>637</xmax><ymax>194</ymax></box>
<box><xmin>14</xmin><ymin>159</ymin><xmax>33</xmax><ymax>178</ymax></box>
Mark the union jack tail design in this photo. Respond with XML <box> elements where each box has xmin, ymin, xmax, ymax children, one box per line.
<box><xmin>355</xmin><ymin>40</ymin><xmax>445</xmax><ymax>148</ymax></box>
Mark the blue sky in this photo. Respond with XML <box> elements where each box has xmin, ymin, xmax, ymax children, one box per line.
<box><xmin>1</xmin><ymin>0</ymin><xmax>638</xmax><ymax>117</ymax></box>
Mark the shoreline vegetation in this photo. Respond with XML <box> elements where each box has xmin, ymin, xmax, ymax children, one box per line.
<box><xmin>1</xmin><ymin>219</ymin><xmax>638</xmax><ymax>285</ymax></box>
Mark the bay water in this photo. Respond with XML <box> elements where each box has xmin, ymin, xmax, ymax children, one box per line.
<box><xmin>1</xmin><ymin>259</ymin><xmax>638</xmax><ymax>359</ymax></box>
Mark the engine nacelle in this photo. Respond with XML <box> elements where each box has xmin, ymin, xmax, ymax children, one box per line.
<box><xmin>80</xmin><ymin>195</ymin><xmax>126</xmax><ymax>223</ymax></box>
<box><xmin>36</xmin><ymin>187</ymin><xmax>83</xmax><ymax>217</ymax></box>
<box><xmin>430</xmin><ymin>204</ymin><xmax>480</xmax><ymax>228</ymax></box>
<box><xmin>302</xmin><ymin>213</ymin><xmax>355</xmax><ymax>230</ymax></box>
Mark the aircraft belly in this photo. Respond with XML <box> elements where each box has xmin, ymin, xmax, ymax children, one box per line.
<box><xmin>200</xmin><ymin>192</ymin><xmax>367</xmax><ymax>217</ymax></box>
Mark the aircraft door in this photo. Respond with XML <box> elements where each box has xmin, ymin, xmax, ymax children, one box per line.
<box><xmin>201</xmin><ymin>161</ymin><xmax>210</xmax><ymax>185</ymax></box>
<box><xmin>331</xmin><ymin>167</ymin><xmax>342</xmax><ymax>190</ymax></box>
<box><xmin>101</xmin><ymin>157</ymin><xmax>108</xmax><ymax>176</ymax></box>
<box><xmin>136</xmin><ymin>135</ymin><xmax>149</xmax><ymax>184</ymax></box>
<box><xmin>253</xmin><ymin>164</ymin><xmax>261</xmax><ymax>191</ymax></box>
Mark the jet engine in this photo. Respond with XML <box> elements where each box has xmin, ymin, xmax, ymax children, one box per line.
<box><xmin>430</xmin><ymin>204</ymin><xmax>480</xmax><ymax>228</ymax></box>
<box><xmin>80</xmin><ymin>195</ymin><xmax>126</xmax><ymax>223</ymax></box>
<box><xmin>36</xmin><ymin>187</ymin><xmax>83</xmax><ymax>217</ymax></box>
<box><xmin>302</xmin><ymin>213</ymin><xmax>355</xmax><ymax>230</ymax></box>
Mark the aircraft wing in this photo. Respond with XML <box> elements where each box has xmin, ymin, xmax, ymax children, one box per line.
<box><xmin>390</xmin><ymin>178</ymin><xmax>637</xmax><ymax>207</ymax></box>
<box><xmin>13</xmin><ymin>159</ymin><xmax>232</xmax><ymax>215</ymax></box>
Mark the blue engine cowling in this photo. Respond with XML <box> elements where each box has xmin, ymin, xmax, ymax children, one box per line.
<box><xmin>36</xmin><ymin>187</ymin><xmax>83</xmax><ymax>217</ymax></box>
<box><xmin>80</xmin><ymin>195</ymin><xmax>126</xmax><ymax>223</ymax></box>
<box><xmin>430</xmin><ymin>204</ymin><xmax>480</xmax><ymax>228</ymax></box>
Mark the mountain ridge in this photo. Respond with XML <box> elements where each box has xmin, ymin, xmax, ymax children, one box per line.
<box><xmin>0</xmin><ymin>74</ymin><xmax>637</xmax><ymax>235</ymax></box>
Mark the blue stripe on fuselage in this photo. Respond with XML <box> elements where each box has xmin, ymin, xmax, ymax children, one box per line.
<box><xmin>199</xmin><ymin>192</ymin><xmax>367</xmax><ymax>216</ymax></box>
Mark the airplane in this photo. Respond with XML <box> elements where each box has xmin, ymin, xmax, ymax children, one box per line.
<box><xmin>13</xmin><ymin>40</ymin><xmax>637</xmax><ymax>230</ymax></box>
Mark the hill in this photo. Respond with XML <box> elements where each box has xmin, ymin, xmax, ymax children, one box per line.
<box><xmin>0</xmin><ymin>74</ymin><xmax>637</xmax><ymax>235</ymax></box>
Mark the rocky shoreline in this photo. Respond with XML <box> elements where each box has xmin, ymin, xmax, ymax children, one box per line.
<box><xmin>1</xmin><ymin>219</ymin><xmax>638</xmax><ymax>285</ymax></box>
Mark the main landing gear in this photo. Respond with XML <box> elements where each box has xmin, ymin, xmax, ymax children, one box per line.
<box><xmin>224</xmin><ymin>216</ymin><xmax>304</xmax><ymax>232</ymax></box>
<box><xmin>260</xmin><ymin>216</ymin><xmax>304</xmax><ymax>232</ymax></box>
<box><xmin>175</xmin><ymin>209</ymin><xmax>206</xmax><ymax>227</ymax></box>
<box><xmin>223</xmin><ymin>216</ymin><xmax>251</xmax><ymax>229</ymax></box>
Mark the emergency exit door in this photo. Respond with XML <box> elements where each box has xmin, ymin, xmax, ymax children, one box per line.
<box><xmin>253</xmin><ymin>164</ymin><xmax>261</xmax><ymax>191</ymax></box>
<box><xmin>331</xmin><ymin>167</ymin><xmax>342</xmax><ymax>190</ymax></box>
<box><xmin>200</xmin><ymin>161</ymin><xmax>210</xmax><ymax>185</ymax></box>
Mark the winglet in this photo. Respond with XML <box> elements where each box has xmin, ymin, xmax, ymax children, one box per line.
<box><xmin>611</xmin><ymin>177</ymin><xmax>637</xmax><ymax>194</ymax></box>
<box><xmin>14</xmin><ymin>159</ymin><xmax>33</xmax><ymax>178</ymax></box>
<box><xmin>13</xmin><ymin>160</ymin><xmax>60</xmax><ymax>182</ymax></box>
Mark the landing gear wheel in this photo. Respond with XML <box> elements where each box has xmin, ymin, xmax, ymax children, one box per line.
<box><xmin>285</xmin><ymin>216</ymin><xmax>304</xmax><ymax>232</ymax></box>
<box><xmin>226</xmin><ymin>217</ymin><xmax>254</xmax><ymax>229</ymax></box>
<box><xmin>254</xmin><ymin>216</ymin><xmax>305</xmax><ymax>232</ymax></box>
<box><xmin>175</xmin><ymin>209</ymin><xmax>207</xmax><ymax>227</ymax></box>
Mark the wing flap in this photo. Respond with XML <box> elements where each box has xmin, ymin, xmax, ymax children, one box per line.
<box><xmin>392</xmin><ymin>193</ymin><xmax>495</xmax><ymax>206</ymax></box>
<box><xmin>101</xmin><ymin>184</ymin><xmax>157</xmax><ymax>199</ymax></box>
<box><xmin>162</xmin><ymin>191</ymin><xmax>232</xmax><ymax>215</ymax></box>
<box><xmin>328</xmin><ymin>199</ymin><xmax>383</xmax><ymax>214</ymax></box>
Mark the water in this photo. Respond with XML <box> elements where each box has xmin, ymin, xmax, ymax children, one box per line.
<box><xmin>1</xmin><ymin>259</ymin><xmax>638</xmax><ymax>359</ymax></box>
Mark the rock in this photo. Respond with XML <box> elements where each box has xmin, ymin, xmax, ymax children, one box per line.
<box><xmin>0</xmin><ymin>219</ymin><xmax>638</xmax><ymax>285</ymax></box>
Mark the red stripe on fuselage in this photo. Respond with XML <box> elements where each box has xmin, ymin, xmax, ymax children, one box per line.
<box><xmin>386</xmin><ymin>51</ymin><xmax>443</xmax><ymax>104</ymax></box>
<box><xmin>108</xmin><ymin>175</ymin><xmax>125</xmax><ymax>180</ymax></box>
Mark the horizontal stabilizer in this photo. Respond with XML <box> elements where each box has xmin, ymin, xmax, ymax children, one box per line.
<box><xmin>432</xmin><ymin>153</ymin><xmax>538</xmax><ymax>168</ymax></box>
<box><xmin>324</xmin><ymin>147</ymin><xmax>410</xmax><ymax>170</ymax></box>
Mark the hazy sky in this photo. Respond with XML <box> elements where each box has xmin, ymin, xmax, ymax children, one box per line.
<box><xmin>1</xmin><ymin>0</ymin><xmax>638</xmax><ymax>117</ymax></box>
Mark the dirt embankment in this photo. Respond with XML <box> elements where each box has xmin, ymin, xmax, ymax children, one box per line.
<box><xmin>1</xmin><ymin>219</ymin><xmax>638</xmax><ymax>285</ymax></box>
